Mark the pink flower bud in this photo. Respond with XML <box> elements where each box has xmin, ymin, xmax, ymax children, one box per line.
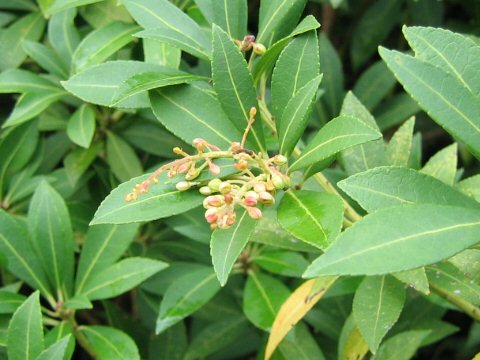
<box><xmin>247</xmin><ymin>207</ymin><xmax>262</xmax><ymax>220</ymax></box>
<box><xmin>206</xmin><ymin>195</ymin><xmax>224</xmax><ymax>207</ymax></box>
<box><xmin>243</xmin><ymin>196</ymin><xmax>258</xmax><ymax>207</ymax></box>
<box><xmin>204</xmin><ymin>208</ymin><xmax>218</xmax><ymax>224</ymax></box>
<box><xmin>224</xmin><ymin>193</ymin><xmax>233</xmax><ymax>204</ymax></box>
<box><xmin>258</xmin><ymin>191</ymin><xmax>274</xmax><ymax>204</ymax></box>
<box><xmin>177</xmin><ymin>162</ymin><xmax>190</xmax><ymax>173</ymax></box>
<box><xmin>193</xmin><ymin>138</ymin><xmax>206</xmax><ymax>151</ymax></box>
<box><xmin>209</xmin><ymin>162</ymin><xmax>221</xmax><ymax>175</ymax></box>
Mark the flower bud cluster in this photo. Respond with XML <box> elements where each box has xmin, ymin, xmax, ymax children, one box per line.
<box><xmin>235</xmin><ymin>35</ymin><xmax>266</xmax><ymax>55</ymax></box>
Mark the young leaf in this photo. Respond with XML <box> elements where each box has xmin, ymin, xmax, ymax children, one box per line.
<box><xmin>289</xmin><ymin>115</ymin><xmax>382</xmax><ymax>171</ymax></box>
<box><xmin>303</xmin><ymin>204</ymin><xmax>480</xmax><ymax>277</ymax></box>
<box><xmin>211</xmin><ymin>209</ymin><xmax>256</xmax><ymax>286</ymax></box>
<box><xmin>91</xmin><ymin>172</ymin><xmax>204</xmax><ymax>225</ymax></box>
<box><xmin>75</xmin><ymin>224</ymin><xmax>138</xmax><ymax>293</ymax></box>
<box><xmin>271</xmin><ymin>30</ymin><xmax>320</xmax><ymax>121</ymax></box>
<box><xmin>278</xmin><ymin>76</ymin><xmax>322</xmax><ymax>156</ymax></box>
<box><xmin>7</xmin><ymin>291</ymin><xmax>43</xmax><ymax>360</ymax></box>
<box><xmin>385</xmin><ymin>117</ymin><xmax>415</xmax><ymax>166</ymax></box>
<box><xmin>80</xmin><ymin>257</ymin><xmax>168</xmax><ymax>300</ymax></box>
<box><xmin>106</xmin><ymin>132</ymin><xmax>143</xmax><ymax>182</ymax></box>
<box><xmin>156</xmin><ymin>267</ymin><xmax>221</xmax><ymax>334</ymax></box>
<box><xmin>211</xmin><ymin>24</ymin><xmax>265</xmax><ymax>152</ymax></box>
<box><xmin>35</xmin><ymin>335</ymin><xmax>71</xmax><ymax>360</ymax></box>
<box><xmin>353</xmin><ymin>276</ymin><xmax>406</xmax><ymax>353</ymax></box>
<box><xmin>372</xmin><ymin>330</ymin><xmax>430</xmax><ymax>360</ymax></box>
<box><xmin>420</xmin><ymin>143</ymin><xmax>457</xmax><ymax>185</ymax></box>
<box><xmin>66</xmin><ymin>104</ymin><xmax>96</xmax><ymax>148</ymax></box>
<box><xmin>78</xmin><ymin>325</ymin><xmax>140</xmax><ymax>360</ymax></box>
<box><xmin>124</xmin><ymin>0</ymin><xmax>211</xmax><ymax>60</ymax></box>
<box><xmin>63</xmin><ymin>295</ymin><xmax>93</xmax><ymax>310</ymax></box>
<box><xmin>150</xmin><ymin>84</ymin><xmax>244</xmax><ymax>149</ymax></box>
<box><xmin>72</xmin><ymin>21</ymin><xmax>140</xmax><ymax>72</ymax></box>
<box><xmin>243</xmin><ymin>272</ymin><xmax>290</xmax><ymax>330</ymax></box>
<box><xmin>47</xmin><ymin>7</ymin><xmax>80</xmax><ymax>65</ymax></box>
<box><xmin>265</xmin><ymin>276</ymin><xmax>337</xmax><ymax>360</ymax></box>
<box><xmin>277</xmin><ymin>190</ymin><xmax>343</xmax><ymax>250</ymax></box>
<box><xmin>337</xmin><ymin>166</ymin><xmax>480</xmax><ymax>213</ymax></box>
<box><xmin>21</xmin><ymin>40</ymin><xmax>69</xmax><ymax>79</ymax></box>
<box><xmin>379</xmin><ymin>47</ymin><xmax>480</xmax><ymax>159</ymax></box>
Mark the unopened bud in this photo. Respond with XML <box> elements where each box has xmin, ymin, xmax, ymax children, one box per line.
<box><xmin>226</xmin><ymin>211</ymin><xmax>236</xmax><ymax>226</ymax></box>
<box><xmin>208</xmin><ymin>178</ymin><xmax>222</xmax><ymax>191</ymax></box>
<box><xmin>258</xmin><ymin>191</ymin><xmax>275</xmax><ymax>204</ymax></box>
<box><xmin>205</xmin><ymin>208</ymin><xmax>218</xmax><ymax>224</ymax></box>
<box><xmin>230</xmin><ymin>142</ymin><xmax>241</xmax><ymax>151</ymax></box>
<box><xmin>185</xmin><ymin>168</ymin><xmax>200</xmax><ymax>180</ymax></box>
<box><xmin>218</xmin><ymin>182</ymin><xmax>231</xmax><ymax>194</ymax></box>
<box><xmin>272</xmin><ymin>174</ymin><xmax>286</xmax><ymax>189</ymax></box>
<box><xmin>218</xmin><ymin>215</ymin><xmax>231</xmax><ymax>229</ymax></box>
<box><xmin>173</xmin><ymin>147</ymin><xmax>183</xmax><ymax>155</ymax></box>
<box><xmin>193</xmin><ymin>138</ymin><xmax>206</xmax><ymax>151</ymax></box>
<box><xmin>175</xmin><ymin>181</ymin><xmax>191</xmax><ymax>191</ymax></box>
<box><xmin>252</xmin><ymin>43</ymin><xmax>266</xmax><ymax>55</ymax></box>
<box><xmin>253</xmin><ymin>183</ymin><xmax>266</xmax><ymax>193</ymax></box>
<box><xmin>249</xmin><ymin>107</ymin><xmax>257</xmax><ymax>119</ymax></box>
<box><xmin>235</xmin><ymin>159</ymin><xmax>248</xmax><ymax>171</ymax></box>
<box><xmin>224</xmin><ymin>193</ymin><xmax>233</xmax><ymax>204</ymax></box>
<box><xmin>209</xmin><ymin>162</ymin><xmax>221</xmax><ymax>175</ymax></box>
<box><xmin>199</xmin><ymin>186</ymin><xmax>212</xmax><ymax>195</ymax></box>
<box><xmin>206</xmin><ymin>195</ymin><xmax>224</xmax><ymax>207</ymax></box>
<box><xmin>272</xmin><ymin>154</ymin><xmax>288</xmax><ymax>166</ymax></box>
<box><xmin>247</xmin><ymin>207</ymin><xmax>262</xmax><ymax>220</ymax></box>
<box><xmin>243</xmin><ymin>196</ymin><xmax>258</xmax><ymax>207</ymax></box>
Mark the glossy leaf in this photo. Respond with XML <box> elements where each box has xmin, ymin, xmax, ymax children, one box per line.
<box><xmin>35</xmin><ymin>335</ymin><xmax>71</xmax><ymax>360</ymax></box>
<box><xmin>106</xmin><ymin>132</ymin><xmax>143</xmax><ymax>182</ymax></box>
<box><xmin>277</xmin><ymin>190</ymin><xmax>343</xmax><ymax>249</ymax></box>
<box><xmin>156</xmin><ymin>267</ymin><xmax>221</xmax><ymax>334</ymax></box>
<box><xmin>243</xmin><ymin>272</ymin><xmax>290</xmax><ymax>330</ymax></box>
<box><xmin>143</xmin><ymin>39</ymin><xmax>181</xmax><ymax>68</ymax></box>
<box><xmin>392</xmin><ymin>268</ymin><xmax>430</xmax><ymax>295</ymax></box>
<box><xmin>79</xmin><ymin>325</ymin><xmax>140</xmax><ymax>360</ymax></box>
<box><xmin>289</xmin><ymin>115</ymin><xmax>382</xmax><ymax>171</ymax></box>
<box><xmin>47</xmin><ymin>8</ymin><xmax>80</xmax><ymax>65</ymax></box>
<box><xmin>372</xmin><ymin>330</ymin><xmax>430</xmax><ymax>360</ymax></box>
<box><xmin>46</xmin><ymin>0</ymin><xmax>104</xmax><ymax>15</ymax></box>
<box><xmin>457</xmin><ymin>175</ymin><xmax>480</xmax><ymax>202</ymax></box>
<box><xmin>7</xmin><ymin>292</ymin><xmax>43</xmax><ymax>360</ymax></box>
<box><xmin>66</xmin><ymin>104</ymin><xmax>96</xmax><ymax>148</ymax></box>
<box><xmin>385</xmin><ymin>117</ymin><xmax>415</xmax><ymax>167</ymax></box>
<box><xmin>420</xmin><ymin>143</ymin><xmax>457</xmax><ymax>185</ymax></box>
<box><xmin>278</xmin><ymin>76</ymin><xmax>322</xmax><ymax>156</ymax></box>
<box><xmin>271</xmin><ymin>30</ymin><xmax>320</xmax><ymax>121</ymax></box>
<box><xmin>81</xmin><ymin>257</ymin><xmax>168</xmax><ymax>300</ymax></box>
<box><xmin>0</xmin><ymin>69</ymin><xmax>63</xmax><ymax>94</ymax></box>
<box><xmin>338</xmin><ymin>166</ymin><xmax>480</xmax><ymax>213</ymax></box>
<box><xmin>150</xmin><ymin>84</ymin><xmax>244</xmax><ymax>149</ymax></box>
<box><xmin>353</xmin><ymin>276</ymin><xmax>406</xmax><ymax>352</ymax></box>
<box><xmin>211</xmin><ymin>25</ymin><xmax>265</xmax><ymax>152</ymax></box>
<box><xmin>72</xmin><ymin>21</ymin><xmax>140</xmax><ymax>72</ymax></box>
<box><xmin>209</xmin><ymin>0</ymin><xmax>247</xmax><ymax>39</ymax></box>
<box><xmin>211</xmin><ymin>210</ymin><xmax>256</xmax><ymax>286</ymax></box>
<box><xmin>379</xmin><ymin>47</ymin><xmax>480</xmax><ymax>159</ymax></box>
<box><xmin>304</xmin><ymin>204</ymin><xmax>480</xmax><ymax>277</ymax></box>
<box><xmin>21</xmin><ymin>40</ymin><xmax>68</xmax><ymax>79</ymax></box>
<box><xmin>75</xmin><ymin>224</ymin><xmax>139</xmax><ymax>293</ymax></box>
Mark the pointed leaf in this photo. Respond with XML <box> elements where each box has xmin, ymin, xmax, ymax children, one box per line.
<box><xmin>21</xmin><ymin>40</ymin><xmax>68</xmax><ymax>79</ymax></box>
<box><xmin>304</xmin><ymin>204</ymin><xmax>480</xmax><ymax>277</ymax></box>
<box><xmin>106</xmin><ymin>132</ymin><xmax>143</xmax><ymax>182</ymax></box>
<box><xmin>35</xmin><ymin>335</ymin><xmax>71</xmax><ymax>360</ymax></box>
<box><xmin>338</xmin><ymin>166</ymin><xmax>480</xmax><ymax>213</ymax></box>
<box><xmin>457</xmin><ymin>175</ymin><xmax>480</xmax><ymax>202</ymax></box>
<box><xmin>212</xmin><ymin>24</ymin><xmax>265</xmax><ymax>152</ymax></box>
<box><xmin>0</xmin><ymin>69</ymin><xmax>62</xmax><ymax>93</ymax></box>
<box><xmin>289</xmin><ymin>115</ymin><xmax>382</xmax><ymax>171</ymax></box>
<box><xmin>353</xmin><ymin>276</ymin><xmax>406</xmax><ymax>353</ymax></box>
<box><xmin>372</xmin><ymin>330</ymin><xmax>430</xmax><ymax>360</ymax></box>
<box><xmin>278</xmin><ymin>322</ymin><xmax>326</xmax><ymax>360</ymax></box>
<box><xmin>64</xmin><ymin>142</ymin><xmax>103</xmax><ymax>185</ymax></box>
<box><xmin>7</xmin><ymin>292</ymin><xmax>43</xmax><ymax>360</ymax></box>
<box><xmin>0</xmin><ymin>291</ymin><xmax>26</xmax><ymax>314</ymax></box>
<box><xmin>47</xmin><ymin>8</ymin><xmax>80</xmax><ymax>64</ymax></box>
<box><xmin>420</xmin><ymin>143</ymin><xmax>457</xmax><ymax>185</ymax></box>
<box><xmin>277</xmin><ymin>190</ymin><xmax>343</xmax><ymax>250</ymax></box>
<box><xmin>211</xmin><ymin>210</ymin><xmax>256</xmax><ymax>286</ymax></box>
<box><xmin>208</xmin><ymin>0</ymin><xmax>247</xmax><ymax>39</ymax></box>
<box><xmin>392</xmin><ymin>268</ymin><xmax>430</xmax><ymax>295</ymax></box>
<box><xmin>66</xmin><ymin>104</ymin><xmax>96</xmax><ymax>148</ymax></box>
<box><xmin>385</xmin><ymin>117</ymin><xmax>415</xmax><ymax>166</ymax></box>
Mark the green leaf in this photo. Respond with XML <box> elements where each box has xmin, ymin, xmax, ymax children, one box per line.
<box><xmin>253</xmin><ymin>251</ymin><xmax>309</xmax><ymax>277</ymax></box>
<box><xmin>79</xmin><ymin>325</ymin><xmax>140</xmax><ymax>360</ymax></box>
<box><xmin>353</xmin><ymin>276</ymin><xmax>406</xmax><ymax>353</ymax></box>
<box><xmin>211</xmin><ymin>24</ymin><xmax>265</xmax><ymax>152</ymax></box>
<box><xmin>375</xmin><ymin>93</ymin><xmax>420</xmax><ymax>132</ymax></box>
<box><xmin>385</xmin><ymin>117</ymin><xmax>415</xmax><ymax>166</ymax></box>
<box><xmin>339</xmin><ymin>92</ymin><xmax>385</xmax><ymax>175</ymax></box>
<box><xmin>148</xmin><ymin>323</ymin><xmax>187</xmax><ymax>360</ymax></box>
<box><xmin>80</xmin><ymin>257</ymin><xmax>168</xmax><ymax>300</ymax></box>
<box><xmin>278</xmin><ymin>322</ymin><xmax>326</xmax><ymax>360</ymax></box>
<box><xmin>403</xmin><ymin>26</ymin><xmax>480</xmax><ymax>97</ymax></box>
<box><xmin>72</xmin><ymin>21</ymin><xmax>140</xmax><ymax>72</ymax></box>
<box><xmin>426</xmin><ymin>262</ymin><xmax>480</xmax><ymax>305</ymax></box>
<box><xmin>257</xmin><ymin>0</ymin><xmax>307</xmax><ymax>47</ymax></box>
<box><xmin>209</xmin><ymin>0</ymin><xmax>247</xmax><ymax>39</ymax></box>
<box><xmin>0</xmin><ymin>13</ymin><xmax>46</xmax><ymax>71</ymax></box>
<box><xmin>243</xmin><ymin>271</ymin><xmax>290</xmax><ymax>330</ymax></box>
<box><xmin>184</xmin><ymin>316</ymin><xmax>248</xmax><ymax>360</ymax></box>
<box><xmin>420</xmin><ymin>143</ymin><xmax>457</xmax><ymax>185</ymax></box>
<box><xmin>303</xmin><ymin>204</ymin><xmax>480</xmax><ymax>277</ymax></box>
<box><xmin>278</xmin><ymin>76</ymin><xmax>322</xmax><ymax>156</ymax></box>
<box><xmin>0</xmin><ymin>69</ymin><xmax>63</xmax><ymax>93</ymax></box>
<box><xmin>0</xmin><ymin>291</ymin><xmax>25</xmax><ymax>314</ymax></box>
<box><xmin>35</xmin><ymin>335</ymin><xmax>71</xmax><ymax>360</ymax></box>
<box><xmin>350</xmin><ymin>0</ymin><xmax>403</xmax><ymax>69</ymax></box>
<box><xmin>28</xmin><ymin>181</ymin><xmax>75</xmax><ymax>294</ymax></box>
<box><xmin>0</xmin><ymin>211</ymin><xmax>53</xmax><ymax>299</ymax></box>
<box><xmin>457</xmin><ymin>174</ymin><xmax>480</xmax><ymax>202</ymax></box>
<box><xmin>156</xmin><ymin>267</ymin><xmax>221</xmax><ymax>334</ymax></box>
<box><xmin>337</xmin><ymin>166</ymin><xmax>480</xmax><ymax>213</ymax></box>
<box><xmin>379</xmin><ymin>47</ymin><xmax>480</xmax><ymax>159</ymax></box>
<box><xmin>3</xmin><ymin>91</ymin><xmax>66</xmax><ymax>128</ymax></box>
<box><xmin>47</xmin><ymin>8</ymin><xmax>80</xmax><ymax>65</ymax></box>
<box><xmin>63</xmin><ymin>295</ymin><xmax>93</xmax><ymax>310</ymax></box>
<box><xmin>7</xmin><ymin>292</ymin><xmax>43</xmax><ymax>360</ymax></box>
<box><xmin>81</xmin><ymin>0</ymin><xmax>133</xmax><ymax>28</ymax></box>
<box><xmin>112</xmin><ymin>71</ymin><xmax>206</xmax><ymax>105</ymax></box>
<box><xmin>143</xmin><ymin>39</ymin><xmax>181</xmax><ymax>68</ymax></box>
<box><xmin>64</xmin><ymin>142</ymin><xmax>103</xmax><ymax>185</ymax></box>
<box><xmin>392</xmin><ymin>268</ymin><xmax>430</xmax><ymax>295</ymax></box>
<box><xmin>125</xmin><ymin>0</ymin><xmax>211</xmax><ymax>60</ymax></box>
<box><xmin>150</xmin><ymin>84</ymin><xmax>244</xmax><ymax>149</ymax></box>
<box><xmin>210</xmin><ymin>209</ymin><xmax>256</xmax><ymax>286</ymax></box>
<box><xmin>289</xmin><ymin>115</ymin><xmax>382</xmax><ymax>171</ymax></box>
<box><xmin>277</xmin><ymin>190</ymin><xmax>343</xmax><ymax>250</ymax></box>
<box><xmin>353</xmin><ymin>61</ymin><xmax>396</xmax><ymax>111</ymax></box>
<box><xmin>75</xmin><ymin>224</ymin><xmax>138</xmax><ymax>293</ymax></box>
<box><xmin>106</xmin><ymin>132</ymin><xmax>143</xmax><ymax>182</ymax></box>
<box><xmin>21</xmin><ymin>40</ymin><xmax>69</xmax><ymax>79</ymax></box>
<box><xmin>271</xmin><ymin>30</ymin><xmax>320</xmax><ymax>122</ymax></box>
<box><xmin>371</xmin><ymin>330</ymin><xmax>430</xmax><ymax>360</ymax></box>
<box><xmin>62</xmin><ymin>61</ymin><xmax>169</xmax><ymax>108</ymax></box>
<box><xmin>44</xmin><ymin>322</ymin><xmax>75</xmax><ymax>360</ymax></box>
<box><xmin>252</xmin><ymin>15</ymin><xmax>320</xmax><ymax>82</ymax></box>
<box><xmin>66</xmin><ymin>104</ymin><xmax>96</xmax><ymax>148</ymax></box>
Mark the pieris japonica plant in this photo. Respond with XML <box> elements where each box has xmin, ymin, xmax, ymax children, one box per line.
<box><xmin>0</xmin><ymin>0</ymin><xmax>479</xmax><ymax>359</ymax></box>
